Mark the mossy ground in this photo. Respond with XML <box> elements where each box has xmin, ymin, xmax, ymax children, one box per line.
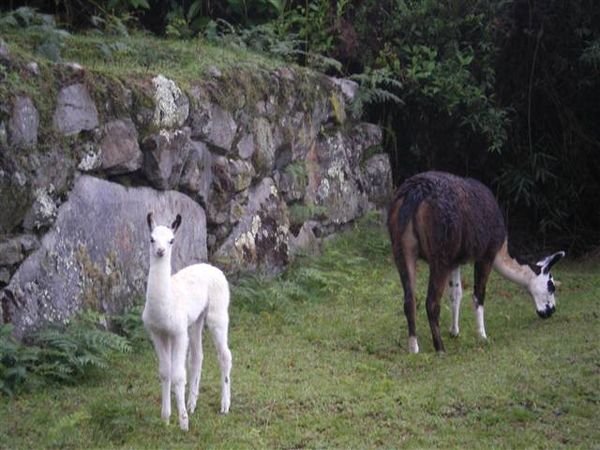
<box><xmin>1</xmin><ymin>218</ymin><xmax>598</xmax><ymax>449</ymax></box>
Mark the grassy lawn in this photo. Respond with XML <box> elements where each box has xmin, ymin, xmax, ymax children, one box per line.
<box><xmin>1</xmin><ymin>217</ymin><xmax>598</xmax><ymax>449</ymax></box>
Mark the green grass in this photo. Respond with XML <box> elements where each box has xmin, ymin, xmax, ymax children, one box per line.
<box><xmin>1</xmin><ymin>218</ymin><xmax>598</xmax><ymax>449</ymax></box>
<box><xmin>1</xmin><ymin>26</ymin><xmax>287</xmax><ymax>84</ymax></box>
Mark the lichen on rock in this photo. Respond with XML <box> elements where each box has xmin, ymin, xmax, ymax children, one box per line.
<box><xmin>23</xmin><ymin>186</ymin><xmax>58</xmax><ymax>231</ymax></box>
<box><xmin>152</xmin><ymin>74</ymin><xmax>189</xmax><ymax>128</ymax></box>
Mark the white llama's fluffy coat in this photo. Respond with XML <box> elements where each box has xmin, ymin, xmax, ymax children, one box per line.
<box><xmin>143</xmin><ymin>213</ymin><xmax>232</xmax><ymax>431</ymax></box>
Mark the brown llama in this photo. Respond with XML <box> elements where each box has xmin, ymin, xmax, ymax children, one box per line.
<box><xmin>387</xmin><ymin>171</ymin><xmax>565</xmax><ymax>353</ymax></box>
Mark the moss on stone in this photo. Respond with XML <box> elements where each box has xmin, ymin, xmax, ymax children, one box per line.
<box><xmin>330</xmin><ymin>93</ymin><xmax>346</xmax><ymax>125</ymax></box>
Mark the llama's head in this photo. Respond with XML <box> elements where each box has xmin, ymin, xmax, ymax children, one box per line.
<box><xmin>527</xmin><ymin>251</ymin><xmax>565</xmax><ymax>319</ymax></box>
<box><xmin>146</xmin><ymin>213</ymin><xmax>182</xmax><ymax>260</ymax></box>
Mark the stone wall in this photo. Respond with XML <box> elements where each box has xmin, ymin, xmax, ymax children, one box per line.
<box><xmin>0</xmin><ymin>45</ymin><xmax>392</xmax><ymax>338</ymax></box>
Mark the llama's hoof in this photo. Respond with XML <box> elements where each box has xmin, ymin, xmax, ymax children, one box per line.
<box><xmin>179</xmin><ymin>414</ymin><xmax>189</xmax><ymax>431</ymax></box>
<box><xmin>407</xmin><ymin>336</ymin><xmax>419</xmax><ymax>354</ymax></box>
<box><xmin>449</xmin><ymin>328</ymin><xmax>460</xmax><ymax>337</ymax></box>
<box><xmin>220</xmin><ymin>403</ymin><xmax>230</xmax><ymax>415</ymax></box>
<box><xmin>187</xmin><ymin>399</ymin><xmax>197</xmax><ymax>414</ymax></box>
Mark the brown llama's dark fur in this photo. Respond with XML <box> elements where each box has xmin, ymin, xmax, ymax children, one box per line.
<box><xmin>389</xmin><ymin>171</ymin><xmax>565</xmax><ymax>353</ymax></box>
<box><xmin>387</xmin><ymin>171</ymin><xmax>507</xmax><ymax>352</ymax></box>
<box><xmin>389</xmin><ymin>171</ymin><xmax>507</xmax><ymax>266</ymax></box>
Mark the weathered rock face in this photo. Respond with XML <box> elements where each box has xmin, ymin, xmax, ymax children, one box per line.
<box><xmin>213</xmin><ymin>177</ymin><xmax>290</xmax><ymax>273</ymax></box>
<box><xmin>8</xmin><ymin>96</ymin><xmax>39</xmax><ymax>149</ymax></box>
<box><xmin>141</xmin><ymin>128</ymin><xmax>191</xmax><ymax>190</ymax></box>
<box><xmin>99</xmin><ymin>119</ymin><xmax>143</xmax><ymax>175</ymax></box>
<box><xmin>0</xmin><ymin>59</ymin><xmax>392</xmax><ymax>337</ymax></box>
<box><xmin>152</xmin><ymin>74</ymin><xmax>189</xmax><ymax>129</ymax></box>
<box><xmin>53</xmin><ymin>83</ymin><xmax>99</xmax><ymax>136</ymax></box>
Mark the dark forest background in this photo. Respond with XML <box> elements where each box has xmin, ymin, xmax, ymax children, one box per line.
<box><xmin>2</xmin><ymin>0</ymin><xmax>599</xmax><ymax>256</ymax></box>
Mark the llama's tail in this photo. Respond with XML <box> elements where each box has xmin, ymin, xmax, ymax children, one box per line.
<box><xmin>387</xmin><ymin>175</ymin><xmax>435</xmax><ymax>238</ymax></box>
<box><xmin>206</xmin><ymin>266</ymin><xmax>230</xmax><ymax>329</ymax></box>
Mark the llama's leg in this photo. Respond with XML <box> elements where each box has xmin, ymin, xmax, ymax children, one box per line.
<box><xmin>391</xmin><ymin>233</ymin><xmax>419</xmax><ymax>353</ymax></box>
<box><xmin>186</xmin><ymin>314</ymin><xmax>206</xmax><ymax>414</ymax></box>
<box><xmin>150</xmin><ymin>332</ymin><xmax>172</xmax><ymax>424</ymax></box>
<box><xmin>171</xmin><ymin>333</ymin><xmax>190</xmax><ymax>431</ymax></box>
<box><xmin>208</xmin><ymin>315</ymin><xmax>232</xmax><ymax>414</ymax></box>
<box><xmin>426</xmin><ymin>268</ymin><xmax>451</xmax><ymax>352</ymax></box>
<box><xmin>402</xmin><ymin>266</ymin><xmax>419</xmax><ymax>354</ymax></box>
<box><xmin>473</xmin><ymin>260</ymin><xmax>493</xmax><ymax>340</ymax></box>
<box><xmin>448</xmin><ymin>268</ymin><xmax>463</xmax><ymax>337</ymax></box>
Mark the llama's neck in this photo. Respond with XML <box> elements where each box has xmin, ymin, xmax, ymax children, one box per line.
<box><xmin>492</xmin><ymin>240</ymin><xmax>535</xmax><ymax>288</ymax></box>
<box><xmin>146</xmin><ymin>258</ymin><xmax>172</xmax><ymax>306</ymax></box>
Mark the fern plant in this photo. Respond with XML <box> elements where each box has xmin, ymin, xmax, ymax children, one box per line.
<box><xmin>0</xmin><ymin>325</ymin><xmax>40</xmax><ymax>396</ymax></box>
<box><xmin>32</xmin><ymin>320</ymin><xmax>131</xmax><ymax>382</ymax></box>
<box><xmin>349</xmin><ymin>68</ymin><xmax>404</xmax><ymax>119</ymax></box>
<box><xmin>110</xmin><ymin>305</ymin><xmax>147</xmax><ymax>348</ymax></box>
<box><xmin>0</xmin><ymin>312</ymin><xmax>131</xmax><ymax>396</ymax></box>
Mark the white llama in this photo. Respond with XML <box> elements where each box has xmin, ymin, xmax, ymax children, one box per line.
<box><xmin>142</xmin><ymin>212</ymin><xmax>232</xmax><ymax>431</ymax></box>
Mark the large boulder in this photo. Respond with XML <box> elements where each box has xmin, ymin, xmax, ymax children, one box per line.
<box><xmin>1</xmin><ymin>175</ymin><xmax>207</xmax><ymax>338</ymax></box>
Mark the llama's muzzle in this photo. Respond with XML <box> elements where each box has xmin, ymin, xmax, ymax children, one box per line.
<box><xmin>536</xmin><ymin>304</ymin><xmax>555</xmax><ymax>319</ymax></box>
<box><xmin>156</xmin><ymin>248</ymin><xmax>165</xmax><ymax>258</ymax></box>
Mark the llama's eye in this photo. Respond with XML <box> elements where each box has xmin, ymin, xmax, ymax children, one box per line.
<box><xmin>169</xmin><ymin>239</ymin><xmax>174</xmax><ymax>245</ymax></box>
<box><xmin>150</xmin><ymin>238</ymin><xmax>155</xmax><ymax>243</ymax></box>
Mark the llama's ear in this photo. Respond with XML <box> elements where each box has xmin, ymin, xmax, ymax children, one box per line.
<box><xmin>147</xmin><ymin>213</ymin><xmax>155</xmax><ymax>232</ymax></box>
<box><xmin>171</xmin><ymin>214</ymin><xmax>182</xmax><ymax>233</ymax></box>
<box><xmin>539</xmin><ymin>251</ymin><xmax>566</xmax><ymax>274</ymax></box>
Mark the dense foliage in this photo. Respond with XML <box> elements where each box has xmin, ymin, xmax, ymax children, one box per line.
<box><xmin>347</xmin><ymin>0</ymin><xmax>600</xmax><ymax>255</ymax></box>
<box><xmin>1</xmin><ymin>0</ymin><xmax>599</xmax><ymax>253</ymax></box>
